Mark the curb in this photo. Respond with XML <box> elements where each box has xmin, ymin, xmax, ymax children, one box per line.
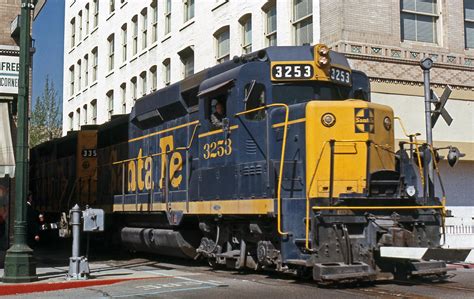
<box><xmin>0</xmin><ymin>276</ymin><xmax>169</xmax><ymax>296</ymax></box>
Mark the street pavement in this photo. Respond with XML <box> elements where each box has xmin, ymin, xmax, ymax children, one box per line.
<box><xmin>1</xmin><ymin>244</ymin><xmax>474</xmax><ymax>298</ymax></box>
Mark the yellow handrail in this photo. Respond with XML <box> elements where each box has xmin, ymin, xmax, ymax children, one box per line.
<box><xmin>235</xmin><ymin>103</ymin><xmax>290</xmax><ymax>236</ymax></box>
<box><xmin>394</xmin><ymin>117</ymin><xmax>425</xmax><ymax>187</ymax></box>
<box><xmin>312</xmin><ymin>205</ymin><xmax>445</xmax><ymax>211</ymax></box>
<box><xmin>112</xmin><ymin>122</ymin><xmax>201</xmax><ymax>165</ymax></box>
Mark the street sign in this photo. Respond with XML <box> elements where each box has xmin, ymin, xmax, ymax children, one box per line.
<box><xmin>33</xmin><ymin>0</ymin><xmax>47</xmax><ymax>20</ymax></box>
<box><xmin>431</xmin><ymin>85</ymin><xmax>453</xmax><ymax>128</ymax></box>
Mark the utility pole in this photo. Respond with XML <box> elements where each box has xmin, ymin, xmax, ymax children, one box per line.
<box><xmin>420</xmin><ymin>57</ymin><xmax>435</xmax><ymax>199</ymax></box>
<box><xmin>3</xmin><ymin>0</ymin><xmax>38</xmax><ymax>283</ymax></box>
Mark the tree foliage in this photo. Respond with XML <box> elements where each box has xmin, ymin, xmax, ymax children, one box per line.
<box><xmin>30</xmin><ymin>76</ymin><xmax>62</xmax><ymax>147</ymax></box>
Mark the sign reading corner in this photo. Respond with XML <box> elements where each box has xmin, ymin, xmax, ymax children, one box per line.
<box><xmin>0</xmin><ymin>55</ymin><xmax>19</xmax><ymax>95</ymax></box>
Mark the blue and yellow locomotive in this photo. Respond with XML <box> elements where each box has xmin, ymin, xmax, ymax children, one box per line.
<box><xmin>31</xmin><ymin>45</ymin><xmax>448</xmax><ymax>283</ymax></box>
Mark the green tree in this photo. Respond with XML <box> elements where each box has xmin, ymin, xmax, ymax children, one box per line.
<box><xmin>30</xmin><ymin>76</ymin><xmax>62</xmax><ymax>147</ymax></box>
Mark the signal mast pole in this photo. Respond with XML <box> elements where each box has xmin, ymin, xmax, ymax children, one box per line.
<box><xmin>420</xmin><ymin>58</ymin><xmax>435</xmax><ymax>199</ymax></box>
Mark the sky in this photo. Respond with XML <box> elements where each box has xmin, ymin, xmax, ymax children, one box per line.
<box><xmin>32</xmin><ymin>0</ymin><xmax>64</xmax><ymax>109</ymax></box>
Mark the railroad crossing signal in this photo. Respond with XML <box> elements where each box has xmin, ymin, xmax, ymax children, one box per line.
<box><xmin>430</xmin><ymin>85</ymin><xmax>453</xmax><ymax>128</ymax></box>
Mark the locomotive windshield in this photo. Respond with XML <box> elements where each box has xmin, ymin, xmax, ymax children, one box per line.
<box><xmin>272</xmin><ymin>70</ymin><xmax>370</xmax><ymax>105</ymax></box>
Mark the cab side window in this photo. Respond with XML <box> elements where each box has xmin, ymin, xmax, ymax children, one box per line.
<box><xmin>207</xmin><ymin>94</ymin><xmax>227</xmax><ymax>130</ymax></box>
<box><xmin>244</xmin><ymin>82</ymin><xmax>266</xmax><ymax>121</ymax></box>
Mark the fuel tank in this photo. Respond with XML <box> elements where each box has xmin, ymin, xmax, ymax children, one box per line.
<box><xmin>120</xmin><ymin>227</ymin><xmax>201</xmax><ymax>259</ymax></box>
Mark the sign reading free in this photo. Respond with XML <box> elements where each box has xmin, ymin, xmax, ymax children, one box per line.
<box><xmin>0</xmin><ymin>56</ymin><xmax>19</xmax><ymax>95</ymax></box>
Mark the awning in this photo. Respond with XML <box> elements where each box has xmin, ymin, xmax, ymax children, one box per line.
<box><xmin>0</xmin><ymin>102</ymin><xmax>15</xmax><ymax>178</ymax></box>
<box><xmin>197</xmin><ymin>79</ymin><xmax>234</xmax><ymax>98</ymax></box>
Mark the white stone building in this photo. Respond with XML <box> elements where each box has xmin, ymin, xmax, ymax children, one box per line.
<box><xmin>63</xmin><ymin>0</ymin><xmax>318</xmax><ymax>128</ymax></box>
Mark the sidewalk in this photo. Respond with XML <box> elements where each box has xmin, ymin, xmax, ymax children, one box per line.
<box><xmin>0</xmin><ymin>245</ymin><xmax>164</xmax><ymax>296</ymax></box>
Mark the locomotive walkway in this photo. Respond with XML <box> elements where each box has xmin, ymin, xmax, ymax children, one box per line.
<box><xmin>1</xmin><ymin>245</ymin><xmax>474</xmax><ymax>298</ymax></box>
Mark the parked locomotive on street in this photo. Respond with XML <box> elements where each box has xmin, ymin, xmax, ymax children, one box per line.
<box><xmin>30</xmin><ymin>45</ymin><xmax>456</xmax><ymax>283</ymax></box>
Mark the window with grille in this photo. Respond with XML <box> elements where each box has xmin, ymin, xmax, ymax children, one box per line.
<box><xmin>109</xmin><ymin>0</ymin><xmax>115</xmax><ymax>14</ymax></box>
<box><xmin>401</xmin><ymin>0</ymin><xmax>438</xmax><ymax>43</ymax></box>
<box><xmin>150</xmin><ymin>65</ymin><xmax>157</xmax><ymax>91</ymax></box>
<box><xmin>215</xmin><ymin>26</ymin><xmax>230</xmax><ymax>63</ymax></box>
<box><xmin>465</xmin><ymin>0</ymin><xmax>474</xmax><ymax>48</ymax></box>
<box><xmin>83</xmin><ymin>105</ymin><xmax>88</xmax><ymax>125</ymax></box>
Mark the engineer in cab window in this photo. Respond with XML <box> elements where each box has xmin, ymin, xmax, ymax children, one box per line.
<box><xmin>211</xmin><ymin>101</ymin><xmax>226</xmax><ymax>129</ymax></box>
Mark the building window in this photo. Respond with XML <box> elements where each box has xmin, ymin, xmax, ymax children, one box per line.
<box><xmin>83</xmin><ymin>104</ymin><xmax>88</xmax><ymax>125</ymax></box>
<box><xmin>70</xmin><ymin>18</ymin><xmax>76</xmax><ymax>48</ymax></box>
<box><xmin>263</xmin><ymin>1</ymin><xmax>277</xmax><ymax>46</ymax></box>
<box><xmin>140</xmin><ymin>71</ymin><xmax>147</xmax><ymax>96</ymax></box>
<box><xmin>120</xmin><ymin>83</ymin><xmax>127</xmax><ymax>113</ymax></box>
<box><xmin>184</xmin><ymin>0</ymin><xmax>194</xmax><ymax>22</ymax></box>
<box><xmin>162</xmin><ymin>58</ymin><xmax>170</xmax><ymax>85</ymax></box>
<box><xmin>132</xmin><ymin>15</ymin><xmax>138</xmax><ymax>56</ymax></box>
<box><xmin>465</xmin><ymin>0</ymin><xmax>474</xmax><ymax>48</ymax></box>
<box><xmin>78</xmin><ymin>10</ymin><xmax>83</xmax><ymax>41</ymax></box>
<box><xmin>108</xmin><ymin>34</ymin><xmax>115</xmax><ymax>71</ymax></box>
<box><xmin>69</xmin><ymin>65</ymin><xmax>75</xmax><ymax>96</ymax></box>
<box><xmin>68</xmin><ymin>112</ymin><xmax>74</xmax><ymax>131</ymax></box>
<box><xmin>150</xmin><ymin>65</ymin><xmax>157</xmax><ymax>91</ymax></box>
<box><xmin>401</xmin><ymin>0</ymin><xmax>438</xmax><ymax>43</ymax></box>
<box><xmin>91</xmin><ymin>100</ymin><xmax>97</xmax><ymax>124</ymax></box>
<box><xmin>141</xmin><ymin>9</ymin><xmax>148</xmax><ymax>50</ymax></box>
<box><xmin>165</xmin><ymin>0</ymin><xmax>171</xmax><ymax>35</ymax></box>
<box><xmin>215</xmin><ymin>26</ymin><xmax>230</xmax><ymax>63</ymax></box>
<box><xmin>85</xmin><ymin>4</ymin><xmax>90</xmax><ymax>35</ymax></box>
<box><xmin>179</xmin><ymin>47</ymin><xmax>194</xmax><ymax>78</ymax></box>
<box><xmin>121</xmin><ymin>24</ymin><xmax>127</xmax><ymax>62</ymax></box>
<box><xmin>84</xmin><ymin>54</ymin><xmax>89</xmax><ymax>86</ymax></box>
<box><xmin>76</xmin><ymin>108</ymin><xmax>81</xmax><ymax>128</ymax></box>
<box><xmin>93</xmin><ymin>0</ymin><xmax>99</xmax><ymax>28</ymax></box>
<box><xmin>92</xmin><ymin>47</ymin><xmax>98</xmax><ymax>82</ymax></box>
<box><xmin>131</xmin><ymin>77</ymin><xmax>137</xmax><ymax>100</ymax></box>
<box><xmin>109</xmin><ymin>0</ymin><xmax>115</xmax><ymax>14</ymax></box>
<box><xmin>293</xmin><ymin>0</ymin><xmax>313</xmax><ymax>45</ymax></box>
<box><xmin>77</xmin><ymin>60</ymin><xmax>82</xmax><ymax>91</ymax></box>
<box><xmin>239</xmin><ymin>14</ymin><xmax>252</xmax><ymax>54</ymax></box>
<box><xmin>151</xmin><ymin>1</ymin><xmax>158</xmax><ymax>43</ymax></box>
<box><xmin>107</xmin><ymin>90</ymin><xmax>114</xmax><ymax>120</ymax></box>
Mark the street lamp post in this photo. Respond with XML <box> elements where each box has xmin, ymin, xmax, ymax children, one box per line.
<box><xmin>3</xmin><ymin>0</ymin><xmax>38</xmax><ymax>283</ymax></box>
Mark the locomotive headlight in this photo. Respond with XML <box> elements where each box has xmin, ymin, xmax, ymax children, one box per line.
<box><xmin>383</xmin><ymin>116</ymin><xmax>392</xmax><ymax>131</ymax></box>
<box><xmin>318</xmin><ymin>57</ymin><xmax>328</xmax><ymax>66</ymax></box>
<box><xmin>318</xmin><ymin>46</ymin><xmax>329</xmax><ymax>56</ymax></box>
<box><xmin>321</xmin><ymin>113</ymin><xmax>336</xmax><ymax>127</ymax></box>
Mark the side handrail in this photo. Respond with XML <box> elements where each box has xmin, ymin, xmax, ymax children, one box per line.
<box><xmin>235</xmin><ymin>103</ymin><xmax>290</xmax><ymax>236</ymax></box>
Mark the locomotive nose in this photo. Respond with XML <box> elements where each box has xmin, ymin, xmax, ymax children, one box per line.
<box><xmin>305</xmin><ymin>100</ymin><xmax>395</xmax><ymax>198</ymax></box>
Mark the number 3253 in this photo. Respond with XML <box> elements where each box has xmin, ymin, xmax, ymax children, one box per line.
<box><xmin>203</xmin><ymin>139</ymin><xmax>232</xmax><ymax>159</ymax></box>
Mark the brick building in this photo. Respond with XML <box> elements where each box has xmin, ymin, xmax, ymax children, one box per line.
<box><xmin>0</xmin><ymin>0</ymin><xmax>21</xmax><ymax>252</ymax></box>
